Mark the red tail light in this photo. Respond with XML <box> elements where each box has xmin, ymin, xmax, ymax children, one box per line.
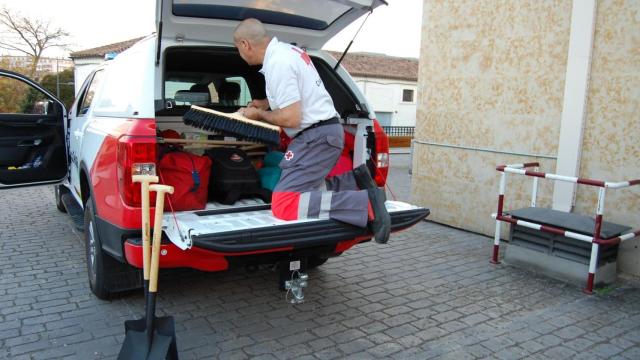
<box><xmin>372</xmin><ymin>119</ymin><xmax>389</xmax><ymax>186</ymax></box>
<box><xmin>117</xmin><ymin>135</ymin><xmax>156</xmax><ymax>207</ymax></box>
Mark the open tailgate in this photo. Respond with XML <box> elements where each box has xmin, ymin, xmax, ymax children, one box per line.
<box><xmin>157</xmin><ymin>0</ymin><xmax>387</xmax><ymax>49</ymax></box>
<box><xmin>164</xmin><ymin>199</ymin><xmax>429</xmax><ymax>252</ymax></box>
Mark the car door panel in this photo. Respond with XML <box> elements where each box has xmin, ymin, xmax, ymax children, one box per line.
<box><xmin>0</xmin><ymin>114</ymin><xmax>60</xmax><ymax>165</ymax></box>
<box><xmin>0</xmin><ymin>70</ymin><xmax>68</xmax><ymax>188</ymax></box>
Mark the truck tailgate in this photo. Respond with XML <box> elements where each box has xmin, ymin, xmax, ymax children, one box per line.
<box><xmin>164</xmin><ymin>199</ymin><xmax>429</xmax><ymax>252</ymax></box>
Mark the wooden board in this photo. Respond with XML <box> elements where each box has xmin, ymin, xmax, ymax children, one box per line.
<box><xmin>388</xmin><ymin>136</ymin><xmax>412</xmax><ymax>148</ymax></box>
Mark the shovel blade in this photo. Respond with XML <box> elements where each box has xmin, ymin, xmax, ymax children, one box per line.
<box><xmin>118</xmin><ymin>329</ymin><xmax>151</xmax><ymax>360</ymax></box>
<box><xmin>119</xmin><ymin>316</ymin><xmax>178</xmax><ymax>360</ymax></box>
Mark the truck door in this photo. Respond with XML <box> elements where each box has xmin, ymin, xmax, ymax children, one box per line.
<box><xmin>67</xmin><ymin>69</ymin><xmax>104</xmax><ymax>200</ymax></box>
<box><xmin>0</xmin><ymin>70</ymin><xmax>68</xmax><ymax>188</ymax></box>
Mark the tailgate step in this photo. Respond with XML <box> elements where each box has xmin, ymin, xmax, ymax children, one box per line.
<box><xmin>61</xmin><ymin>193</ymin><xmax>84</xmax><ymax>231</ymax></box>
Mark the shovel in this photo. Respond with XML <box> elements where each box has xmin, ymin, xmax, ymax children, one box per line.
<box><xmin>131</xmin><ymin>175</ymin><xmax>158</xmax><ymax>298</ymax></box>
<box><xmin>119</xmin><ymin>184</ymin><xmax>178</xmax><ymax>360</ymax></box>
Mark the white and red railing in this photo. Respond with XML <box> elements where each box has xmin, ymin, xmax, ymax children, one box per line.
<box><xmin>491</xmin><ymin>162</ymin><xmax>640</xmax><ymax>294</ymax></box>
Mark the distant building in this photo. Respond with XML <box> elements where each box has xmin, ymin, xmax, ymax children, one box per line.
<box><xmin>70</xmin><ymin>38</ymin><xmax>419</xmax><ymax>127</ymax></box>
<box><xmin>0</xmin><ymin>55</ymin><xmax>73</xmax><ymax>75</ymax></box>
<box><xmin>329</xmin><ymin>51</ymin><xmax>419</xmax><ymax>127</ymax></box>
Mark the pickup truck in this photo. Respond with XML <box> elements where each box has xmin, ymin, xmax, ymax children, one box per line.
<box><xmin>0</xmin><ymin>0</ymin><xmax>429</xmax><ymax>299</ymax></box>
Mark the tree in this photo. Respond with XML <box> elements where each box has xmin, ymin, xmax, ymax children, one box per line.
<box><xmin>0</xmin><ymin>57</ymin><xmax>28</xmax><ymax>112</ymax></box>
<box><xmin>0</xmin><ymin>6</ymin><xmax>69</xmax><ymax>78</ymax></box>
<box><xmin>40</xmin><ymin>68</ymin><xmax>75</xmax><ymax>109</ymax></box>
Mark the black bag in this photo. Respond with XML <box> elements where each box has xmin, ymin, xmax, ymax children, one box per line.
<box><xmin>206</xmin><ymin>147</ymin><xmax>271</xmax><ymax>205</ymax></box>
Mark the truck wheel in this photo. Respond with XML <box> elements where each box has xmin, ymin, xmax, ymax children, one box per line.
<box><xmin>54</xmin><ymin>185</ymin><xmax>67</xmax><ymax>213</ymax></box>
<box><xmin>84</xmin><ymin>197</ymin><xmax>112</xmax><ymax>299</ymax></box>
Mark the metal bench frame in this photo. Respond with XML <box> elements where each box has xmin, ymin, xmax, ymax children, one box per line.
<box><xmin>491</xmin><ymin>162</ymin><xmax>640</xmax><ymax>294</ymax></box>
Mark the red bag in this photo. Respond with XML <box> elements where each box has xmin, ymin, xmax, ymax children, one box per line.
<box><xmin>158</xmin><ymin>150</ymin><xmax>212</xmax><ymax>211</ymax></box>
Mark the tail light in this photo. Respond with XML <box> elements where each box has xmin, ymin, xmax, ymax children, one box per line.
<box><xmin>117</xmin><ymin>135</ymin><xmax>157</xmax><ymax>207</ymax></box>
<box><xmin>372</xmin><ymin>119</ymin><xmax>389</xmax><ymax>186</ymax></box>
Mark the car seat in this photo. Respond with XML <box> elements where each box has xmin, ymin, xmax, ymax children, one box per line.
<box><xmin>217</xmin><ymin>81</ymin><xmax>241</xmax><ymax>106</ymax></box>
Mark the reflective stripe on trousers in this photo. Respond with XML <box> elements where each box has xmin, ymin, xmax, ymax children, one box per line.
<box><xmin>271</xmin><ymin>123</ymin><xmax>369</xmax><ymax>228</ymax></box>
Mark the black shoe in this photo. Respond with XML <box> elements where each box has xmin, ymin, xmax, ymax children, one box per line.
<box><xmin>367</xmin><ymin>187</ymin><xmax>391</xmax><ymax>244</ymax></box>
<box><xmin>353</xmin><ymin>164</ymin><xmax>377</xmax><ymax>190</ymax></box>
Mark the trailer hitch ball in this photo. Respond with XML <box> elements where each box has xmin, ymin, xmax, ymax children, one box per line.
<box><xmin>285</xmin><ymin>273</ymin><xmax>309</xmax><ymax>304</ymax></box>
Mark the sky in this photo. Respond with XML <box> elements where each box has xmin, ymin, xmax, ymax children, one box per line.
<box><xmin>0</xmin><ymin>0</ymin><xmax>423</xmax><ymax>59</ymax></box>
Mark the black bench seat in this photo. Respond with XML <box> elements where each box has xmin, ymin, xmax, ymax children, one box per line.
<box><xmin>507</xmin><ymin>207</ymin><xmax>631</xmax><ymax>240</ymax></box>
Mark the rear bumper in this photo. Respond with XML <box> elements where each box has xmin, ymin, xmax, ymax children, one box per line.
<box><xmin>123</xmin><ymin>237</ymin><xmax>371</xmax><ymax>271</ymax></box>
<box><xmin>123</xmin><ymin>207</ymin><xmax>429</xmax><ymax>271</ymax></box>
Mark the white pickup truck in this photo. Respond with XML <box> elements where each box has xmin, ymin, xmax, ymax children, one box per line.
<box><xmin>0</xmin><ymin>0</ymin><xmax>429</xmax><ymax>299</ymax></box>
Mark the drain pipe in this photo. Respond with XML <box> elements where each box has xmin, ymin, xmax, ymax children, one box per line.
<box><xmin>552</xmin><ymin>0</ymin><xmax>597</xmax><ymax>212</ymax></box>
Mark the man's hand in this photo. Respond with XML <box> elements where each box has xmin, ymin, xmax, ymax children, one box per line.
<box><xmin>238</xmin><ymin>107</ymin><xmax>262</xmax><ymax>120</ymax></box>
<box><xmin>239</xmin><ymin>101</ymin><xmax>301</xmax><ymax>128</ymax></box>
<box><xmin>247</xmin><ymin>99</ymin><xmax>269</xmax><ymax>110</ymax></box>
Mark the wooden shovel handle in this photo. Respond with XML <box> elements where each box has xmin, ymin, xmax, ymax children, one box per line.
<box><xmin>132</xmin><ymin>175</ymin><xmax>158</xmax><ymax>281</ymax></box>
<box><xmin>148</xmin><ymin>184</ymin><xmax>174</xmax><ymax>293</ymax></box>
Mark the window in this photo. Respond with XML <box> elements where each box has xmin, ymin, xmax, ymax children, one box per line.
<box><xmin>163</xmin><ymin>76</ymin><xmax>252</xmax><ymax>107</ymax></box>
<box><xmin>78</xmin><ymin>70</ymin><xmax>104</xmax><ymax>116</ymax></box>
<box><xmin>0</xmin><ymin>76</ymin><xmax>51</xmax><ymax>114</ymax></box>
<box><xmin>402</xmin><ymin>89</ymin><xmax>414</xmax><ymax>103</ymax></box>
<box><xmin>222</xmin><ymin>77</ymin><xmax>251</xmax><ymax>106</ymax></box>
<box><xmin>376</xmin><ymin>112</ymin><xmax>393</xmax><ymax>127</ymax></box>
<box><xmin>172</xmin><ymin>0</ymin><xmax>352</xmax><ymax>30</ymax></box>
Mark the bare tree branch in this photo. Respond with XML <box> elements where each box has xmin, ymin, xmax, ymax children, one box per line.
<box><xmin>0</xmin><ymin>6</ymin><xmax>70</xmax><ymax>77</ymax></box>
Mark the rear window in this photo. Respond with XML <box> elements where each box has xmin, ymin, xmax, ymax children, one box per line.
<box><xmin>172</xmin><ymin>0</ymin><xmax>352</xmax><ymax>30</ymax></box>
<box><xmin>164</xmin><ymin>76</ymin><xmax>252</xmax><ymax>107</ymax></box>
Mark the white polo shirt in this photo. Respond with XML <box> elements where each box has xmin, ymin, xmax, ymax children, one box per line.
<box><xmin>260</xmin><ymin>37</ymin><xmax>339</xmax><ymax>137</ymax></box>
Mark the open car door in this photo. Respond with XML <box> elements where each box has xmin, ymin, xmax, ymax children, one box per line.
<box><xmin>0</xmin><ymin>69</ymin><xmax>68</xmax><ymax>188</ymax></box>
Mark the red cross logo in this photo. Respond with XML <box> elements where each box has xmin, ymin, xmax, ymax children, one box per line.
<box><xmin>285</xmin><ymin>150</ymin><xmax>294</xmax><ymax>161</ymax></box>
<box><xmin>291</xmin><ymin>47</ymin><xmax>312</xmax><ymax>66</ymax></box>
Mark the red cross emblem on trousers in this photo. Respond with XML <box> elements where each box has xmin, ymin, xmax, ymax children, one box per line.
<box><xmin>291</xmin><ymin>47</ymin><xmax>312</xmax><ymax>66</ymax></box>
<box><xmin>285</xmin><ymin>150</ymin><xmax>294</xmax><ymax>161</ymax></box>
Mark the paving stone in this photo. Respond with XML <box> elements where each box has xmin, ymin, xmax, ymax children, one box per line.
<box><xmin>337</xmin><ymin>338</ymin><xmax>375</xmax><ymax>355</ymax></box>
<box><xmin>494</xmin><ymin>346</ymin><xmax>527</xmax><ymax>360</ymax></box>
<box><xmin>587</xmin><ymin>343</ymin><xmax>624</xmax><ymax>358</ymax></box>
<box><xmin>564</xmin><ymin>337</ymin><xmax>597</xmax><ymax>352</ymax></box>
<box><xmin>366</xmin><ymin>342</ymin><xmax>404</xmax><ymax>357</ymax></box>
<box><xmin>314</xmin><ymin>347</ymin><xmax>342</xmax><ymax>360</ymax></box>
<box><xmin>543</xmin><ymin>345</ymin><xmax>578</xmax><ymax>358</ymax></box>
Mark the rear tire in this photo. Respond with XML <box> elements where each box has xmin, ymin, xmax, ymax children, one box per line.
<box><xmin>54</xmin><ymin>185</ymin><xmax>67</xmax><ymax>213</ymax></box>
<box><xmin>84</xmin><ymin>198</ymin><xmax>112</xmax><ymax>299</ymax></box>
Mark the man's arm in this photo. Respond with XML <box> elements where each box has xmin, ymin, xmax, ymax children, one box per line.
<box><xmin>241</xmin><ymin>101</ymin><xmax>301</xmax><ymax>128</ymax></box>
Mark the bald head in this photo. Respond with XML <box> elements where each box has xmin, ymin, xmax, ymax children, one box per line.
<box><xmin>234</xmin><ymin>18</ymin><xmax>269</xmax><ymax>44</ymax></box>
<box><xmin>233</xmin><ymin>18</ymin><xmax>271</xmax><ymax>65</ymax></box>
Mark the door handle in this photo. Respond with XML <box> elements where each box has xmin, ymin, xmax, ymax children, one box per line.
<box><xmin>74</xmin><ymin>130</ymin><xmax>83</xmax><ymax>139</ymax></box>
<box><xmin>36</xmin><ymin>118</ymin><xmax>57</xmax><ymax>125</ymax></box>
<box><xmin>18</xmin><ymin>139</ymin><xmax>43</xmax><ymax>147</ymax></box>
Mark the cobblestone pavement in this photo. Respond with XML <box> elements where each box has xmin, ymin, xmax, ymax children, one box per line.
<box><xmin>1</xmin><ymin>154</ymin><xmax>639</xmax><ymax>359</ymax></box>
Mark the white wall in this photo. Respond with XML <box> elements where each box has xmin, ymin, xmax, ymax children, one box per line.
<box><xmin>353</xmin><ymin>77</ymin><xmax>417</xmax><ymax>127</ymax></box>
<box><xmin>72</xmin><ymin>58</ymin><xmax>102</xmax><ymax>95</ymax></box>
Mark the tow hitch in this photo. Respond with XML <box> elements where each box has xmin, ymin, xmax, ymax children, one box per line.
<box><xmin>278</xmin><ymin>259</ymin><xmax>309</xmax><ymax>304</ymax></box>
<box><xmin>285</xmin><ymin>272</ymin><xmax>308</xmax><ymax>304</ymax></box>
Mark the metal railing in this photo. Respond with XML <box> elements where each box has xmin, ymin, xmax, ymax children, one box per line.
<box><xmin>382</xmin><ymin>126</ymin><xmax>414</xmax><ymax>137</ymax></box>
<box><xmin>491</xmin><ymin>162</ymin><xmax>640</xmax><ymax>294</ymax></box>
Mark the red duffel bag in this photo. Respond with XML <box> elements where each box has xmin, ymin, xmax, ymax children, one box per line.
<box><xmin>158</xmin><ymin>149</ymin><xmax>212</xmax><ymax>211</ymax></box>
